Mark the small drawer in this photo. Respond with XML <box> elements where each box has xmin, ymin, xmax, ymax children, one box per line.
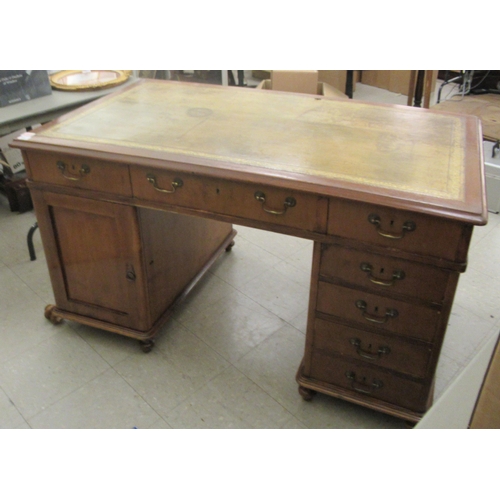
<box><xmin>328</xmin><ymin>198</ymin><xmax>468</xmax><ymax>262</ymax></box>
<box><xmin>130</xmin><ymin>166</ymin><xmax>327</xmax><ymax>233</ymax></box>
<box><xmin>313</xmin><ymin>318</ymin><xmax>433</xmax><ymax>379</ymax></box>
<box><xmin>316</xmin><ymin>281</ymin><xmax>441</xmax><ymax>342</ymax></box>
<box><xmin>26</xmin><ymin>151</ymin><xmax>132</xmax><ymax>196</ymax></box>
<box><xmin>320</xmin><ymin>244</ymin><xmax>451</xmax><ymax>303</ymax></box>
<box><xmin>308</xmin><ymin>350</ymin><xmax>428</xmax><ymax>412</ymax></box>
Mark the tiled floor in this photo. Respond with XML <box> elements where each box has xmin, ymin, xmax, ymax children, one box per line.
<box><xmin>1</xmin><ymin>76</ymin><xmax>499</xmax><ymax>429</ymax></box>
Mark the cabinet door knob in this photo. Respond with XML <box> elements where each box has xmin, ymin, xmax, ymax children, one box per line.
<box><xmin>368</xmin><ymin>213</ymin><xmax>416</xmax><ymax>239</ymax></box>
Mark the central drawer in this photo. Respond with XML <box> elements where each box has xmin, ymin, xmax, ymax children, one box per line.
<box><xmin>130</xmin><ymin>166</ymin><xmax>327</xmax><ymax>233</ymax></box>
<box><xmin>316</xmin><ymin>281</ymin><xmax>442</xmax><ymax>342</ymax></box>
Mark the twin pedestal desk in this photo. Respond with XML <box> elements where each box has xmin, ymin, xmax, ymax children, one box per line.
<box><xmin>12</xmin><ymin>80</ymin><xmax>487</xmax><ymax>423</ymax></box>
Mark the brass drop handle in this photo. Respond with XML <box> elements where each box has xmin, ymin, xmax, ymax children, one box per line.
<box><xmin>360</xmin><ymin>262</ymin><xmax>405</xmax><ymax>287</ymax></box>
<box><xmin>57</xmin><ymin>161</ymin><xmax>90</xmax><ymax>181</ymax></box>
<box><xmin>345</xmin><ymin>371</ymin><xmax>384</xmax><ymax>395</ymax></box>
<box><xmin>350</xmin><ymin>338</ymin><xmax>391</xmax><ymax>360</ymax></box>
<box><xmin>254</xmin><ymin>191</ymin><xmax>296</xmax><ymax>215</ymax></box>
<box><xmin>355</xmin><ymin>300</ymin><xmax>398</xmax><ymax>324</ymax></box>
<box><xmin>147</xmin><ymin>174</ymin><xmax>183</xmax><ymax>193</ymax></box>
<box><xmin>368</xmin><ymin>214</ymin><xmax>416</xmax><ymax>239</ymax></box>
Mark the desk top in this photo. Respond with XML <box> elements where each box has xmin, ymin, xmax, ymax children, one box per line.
<box><xmin>12</xmin><ymin>79</ymin><xmax>487</xmax><ymax>224</ymax></box>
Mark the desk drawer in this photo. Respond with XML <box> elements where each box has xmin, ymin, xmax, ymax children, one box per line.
<box><xmin>328</xmin><ymin>198</ymin><xmax>469</xmax><ymax>262</ymax></box>
<box><xmin>130</xmin><ymin>166</ymin><xmax>327</xmax><ymax>233</ymax></box>
<box><xmin>308</xmin><ymin>350</ymin><xmax>428</xmax><ymax>412</ymax></box>
<box><xmin>26</xmin><ymin>151</ymin><xmax>132</xmax><ymax>196</ymax></box>
<box><xmin>319</xmin><ymin>244</ymin><xmax>451</xmax><ymax>303</ymax></box>
<box><xmin>313</xmin><ymin>318</ymin><xmax>433</xmax><ymax>379</ymax></box>
<box><xmin>316</xmin><ymin>281</ymin><xmax>441</xmax><ymax>342</ymax></box>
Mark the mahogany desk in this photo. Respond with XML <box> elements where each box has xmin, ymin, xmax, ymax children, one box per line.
<box><xmin>12</xmin><ymin>79</ymin><xmax>488</xmax><ymax>422</ymax></box>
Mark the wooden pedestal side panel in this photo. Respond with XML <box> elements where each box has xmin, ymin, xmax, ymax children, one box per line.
<box><xmin>137</xmin><ymin>208</ymin><xmax>233</xmax><ymax>322</ymax></box>
<box><xmin>31</xmin><ymin>190</ymin><xmax>150</xmax><ymax>331</ymax></box>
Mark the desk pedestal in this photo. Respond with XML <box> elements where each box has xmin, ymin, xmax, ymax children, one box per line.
<box><xmin>31</xmin><ymin>188</ymin><xmax>235</xmax><ymax>352</ymax></box>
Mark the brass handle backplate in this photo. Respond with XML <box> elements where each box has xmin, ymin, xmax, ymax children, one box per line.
<box><xmin>147</xmin><ymin>174</ymin><xmax>183</xmax><ymax>194</ymax></box>
<box><xmin>368</xmin><ymin>213</ymin><xmax>416</xmax><ymax>239</ymax></box>
<box><xmin>57</xmin><ymin>161</ymin><xmax>90</xmax><ymax>181</ymax></box>
<box><xmin>355</xmin><ymin>300</ymin><xmax>398</xmax><ymax>324</ymax></box>
<box><xmin>345</xmin><ymin>371</ymin><xmax>384</xmax><ymax>394</ymax></box>
<box><xmin>349</xmin><ymin>338</ymin><xmax>391</xmax><ymax>360</ymax></box>
<box><xmin>360</xmin><ymin>262</ymin><xmax>405</xmax><ymax>287</ymax></box>
<box><xmin>254</xmin><ymin>191</ymin><xmax>296</xmax><ymax>215</ymax></box>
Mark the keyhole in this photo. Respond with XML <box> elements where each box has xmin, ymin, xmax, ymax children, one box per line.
<box><xmin>216</xmin><ymin>188</ymin><xmax>220</xmax><ymax>194</ymax></box>
<box><xmin>374</xmin><ymin>306</ymin><xmax>379</xmax><ymax>313</ymax></box>
<box><xmin>390</xmin><ymin>220</ymin><xmax>394</xmax><ymax>226</ymax></box>
<box><xmin>380</xmin><ymin>267</ymin><xmax>385</xmax><ymax>274</ymax></box>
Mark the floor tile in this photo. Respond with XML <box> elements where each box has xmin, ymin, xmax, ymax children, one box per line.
<box><xmin>9</xmin><ymin>253</ymin><xmax>54</xmax><ymax>305</ymax></box>
<box><xmin>0</xmin><ymin>387</ymin><xmax>27</xmax><ymax>429</ymax></box>
<box><xmin>234</xmin><ymin>225</ymin><xmax>311</xmax><ymax>259</ymax></box>
<box><xmin>453</xmin><ymin>266</ymin><xmax>500</xmax><ymax>322</ymax></box>
<box><xmin>210</xmin><ymin>234</ymin><xmax>282</xmax><ymax>288</ymax></box>
<box><xmin>28</xmin><ymin>368</ymin><xmax>161</xmax><ymax>429</ymax></box>
<box><xmin>71</xmin><ymin>322</ymin><xmax>143</xmax><ymax>367</ymax></box>
<box><xmin>443</xmin><ymin>303</ymin><xmax>498</xmax><ymax>365</ymax></box>
<box><xmin>164</xmin><ymin>365</ymin><xmax>306</xmax><ymax>429</ymax></box>
<box><xmin>0</xmin><ymin>329</ymin><xmax>110</xmax><ymax>419</ymax></box>
<box><xmin>0</xmin><ymin>268</ymin><xmax>61</xmax><ymax>364</ymax></box>
<box><xmin>178</xmin><ymin>288</ymin><xmax>287</xmax><ymax>363</ymax></box>
<box><xmin>114</xmin><ymin>321</ymin><xmax>229</xmax><ymax>416</ymax></box>
<box><xmin>171</xmin><ymin>273</ymin><xmax>237</xmax><ymax>325</ymax></box>
<box><xmin>237</xmin><ymin>267</ymin><xmax>310</xmax><ymax>323</ymax></box>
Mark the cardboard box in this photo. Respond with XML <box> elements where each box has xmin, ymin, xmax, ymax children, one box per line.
<box><xmin>271</xmin><ymin>70</ymin><xmax>319</xmax><ymax>95</ymax></box>
<box><xmin>257</xmin><ymin>79</ymin><xmax>348</xmax><ymax>100</ymax></box>
<box><xmin>317</xmin><ymin>70</ymin><xmax>348</xmax><ymax>93</ymax></box>
<box><xmin>360</xmin><ymin>70</ymin><xmax>437</xmax><ymax>97</ymax></box>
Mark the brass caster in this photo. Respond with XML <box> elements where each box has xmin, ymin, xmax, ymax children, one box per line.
<box><xmin>225</xmin><ymin>240</ymin><xmax>235</xmax><ymax>252</ymax></box>
<box><xmin>298</xmin><ymin>386</ymin><xmax>316</xmax><ymax>401</ymax></box>
<box><xmin>44</xmin><ymin>304</ymin><xmax>63</xmax><ymax>325</ymax></box>
<box><xmin>140</xmin><ymin>339</ymin><xmax>155</xmax><ymax>353</ymax></box>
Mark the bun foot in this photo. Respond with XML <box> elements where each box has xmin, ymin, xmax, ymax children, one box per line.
<box><xmin>44</xmin><ymin>305</ymin><xmax>63</xmax><ymax>325</ymax></box>
<box><xmin>225</xmin><ymin>240</ymin><xmax>235</xmax><ymax>252</ymax></box>
<box><xmin>140</xmin><ymin>339</ymin><xmax>155</xmax><ymax>353</ymax></box>
<box><xmin>298</xmin><ymin>386</ymin><xmax>316</xmax><ymax>401</ymax></box>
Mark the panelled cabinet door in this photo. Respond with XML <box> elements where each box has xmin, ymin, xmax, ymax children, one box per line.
<box><xmin>33</xmin><ymin>191</ymin><xmax>150</xmax><ymax>331</ymax></box>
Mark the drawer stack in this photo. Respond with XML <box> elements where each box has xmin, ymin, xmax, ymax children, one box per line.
<box><xmin>297</xmin><ymin>198</ymin><xmax>473</xmax><ymax>422</ymax></box>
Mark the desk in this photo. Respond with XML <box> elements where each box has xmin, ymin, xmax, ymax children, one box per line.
<box><xmin>12</xmin><ymin>79</ymin><xmax>487</xmax><ymax>422</ymax></box>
